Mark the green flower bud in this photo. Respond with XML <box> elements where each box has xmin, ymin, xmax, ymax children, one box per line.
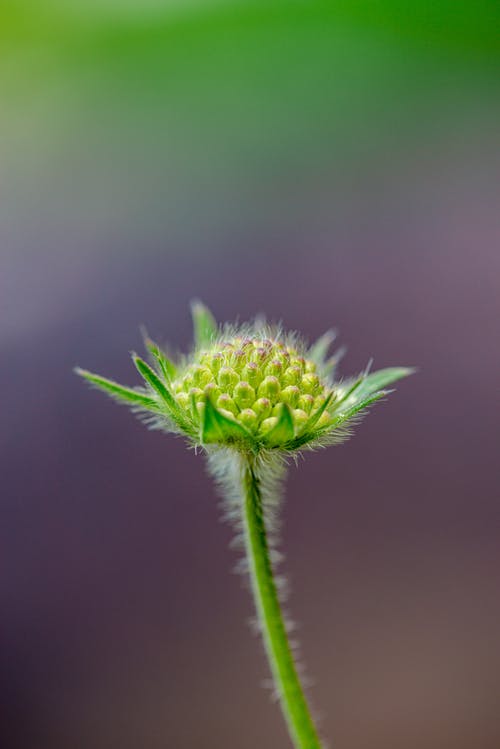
<box><xmin>233</xmin><ymin>381</ymin><xmax>256</xmax><ymax>409</ymax></box>
<box><xmin>252</xmin><ymin>397</ymin><xmax>272</xmax><ymax>420</ymax></box>
<box><xmin>238</xmin><ymin>408</ymin><xmax>258</xmax><ymax>430</ymax></box>
<box><xmin>204</xmin><ymin>382</ymin><xmax>221</xmax><ymax>401</ymax></box>
<box><xmin>217</xmin><ymin>393</ymin><xmax>238</xmax><ymax>415</ymax></box>
<box><xmin>313</xmin><ymin>394</ymin><xmax>327</xmax><ymax>410</ymax></box>
<box><xmin>258</xmin><ymin>376</ymin><xmax>281</xmax><ymax>402</ymax></box>
<box><xmin>290</xmin><ymin>356</ymin><xmax>306</xmax><ymax>372</ymax></box>
<box><xmin>192</xmin><ymin>365</ymin><xmax>213</xmax><ymax>388</ymax></box>
<box><xmin>301</xmin><ymin>373</ymin><xmax>320</xmax><ymax>395</ymax></box>
<box><xmin>260</xmin><ymin>416</ymin><xmax>278</xmax><ymax>435</ymax></box>
<box><xmin>242</xmin><ymin>362</ymin><xmax>261</xmax><ymax>387</ymax></box>
<box><xmin>298</xmin><ymin>394</ymin><xmax>315</xmax><ymax>413</ymax></box>
<box><xmin>252</xmin><ymin>347</ymin><xmax>269</xmax><ymax>364</ymax></box>
<box><xmin>189</xmin><ymin>387</ymin><xmax>205</xmax><ymax>402</ymax></box>
<box><xmin>218</xmin><ymin>366</ymin><xmax>239</xmax><ymax>391</ymax></box>
<box><xmin>175</xmin><ymin>391</ymin><xmax>190</xmax><ymax>409</ymax></box>
<box><xmin>292</xmin><ymin>408</ymin><xmax>309</xmax><ymax>430</ymax></box>
<box><xmin>281</xmin><ymin>385</ymin><xmax>300</xmax><ymax>408</ymax></box>
<box><xmin>231</xmin><ymin>349</ymin><xmax>247</xmax><ymax>371</ymax></box>
<box><xmin>218</xmin><ymin>407</ymin><xmax>238</xmax><ymax>421</ymax></box>
<box><xmin>282</xmin><ymin>366</ymin><xmax>302</xmax><ymax>386</ymax></box>
<box><xmin>265</xmin><ymin>359</ymin><xmax>283</xmax><ymax>377</ymax></box>
<box><xmin>209</xmin><ymin>352</ymin><xmax>224</xmax><ymax>373</ymax></box>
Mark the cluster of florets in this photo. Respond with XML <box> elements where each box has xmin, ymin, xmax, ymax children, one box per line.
<box><xmin>172</xmin><ymin>335</ymin><xmax>334</xmax><ymax>441</ymax></box>
<box><xmin>76</xmin><ymin>301</ymin><xmax>412</xmax><ymax>454</ymax></box>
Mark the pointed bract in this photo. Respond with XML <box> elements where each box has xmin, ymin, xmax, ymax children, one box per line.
<box><xmin>191</xmin><ymin>301</ymin><xmax>218</xmax><ymax>348</ymax></box>
<box><xmin>308</xmin><ymin>330</ymin><xmax>336</xmax><ymax>367</ymax></box>
<box><xmin>132</xmin><ymin>355</ymin><xmax>195</xmax><ymax>436</ymax></box>
<box><xmin>143</xmin><ymin>336</ymin><xmax>176</xmax><ymax>381</ymax></box>
<box><xmin>201</xmin><ymin>398</ymin><xmax>252</xmax><ymax>445</ymax></box>
<box><xmin>263</xmin><ymin>403</ymin><xmax>295</xmax><ymax>447</ymax></box>
<box><xmin>75</xmin><ymin>367</ymin><xmax>158</xmax><ymax>410</ymax></box>
<box><xmin>331</xmin><ymin>391</ymin><xmax>387</xmax><ymax>429</ymax></box>
<box><xmin>353</xmin><ymin>367</ymin><xmax>415</xmax><ymax>402</ymax></box>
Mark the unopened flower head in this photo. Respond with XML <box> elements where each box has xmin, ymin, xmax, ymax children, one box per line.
<box><xmin>172</xmin><ymin>333</ymin><xmax>335</xmax><ymax>448</ymax></box>
<box><xmin>76</xmin><ymin>301</ymin><xmax>413</xmax><ymax>455</ymax></box>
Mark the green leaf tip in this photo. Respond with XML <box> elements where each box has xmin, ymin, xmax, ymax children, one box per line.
<box><xmin>142</xmin><ymin>333</ymin><xmax>176</xmax><ymax>381</ymax></box>
<box><xmin>74</xmin><ymin>367</ymin><xmax>157</xmax><ymax>409</ymax></box>
<box><xmin>132</xmin><ymin>355</ymin><xmax>179</xmax><ymax>412</ymax></box>
<box><xmin>191</xmin><ymin>300</ymin><xmax>218</xmax><ymax>348</ymax></box>
<box><xmin>354</xmin><ymin>366</ymin><xmax>415</xmax><ymax>402</ymax></box>
<box><xmin>201</xmin><ymin>397</ymin><xmax>251</xmax><ymax>445</ymax></box>
<box><xmin>308</xmin><ymin>330</ymin><xmax>336</xmax><ymax>366</ymax></box>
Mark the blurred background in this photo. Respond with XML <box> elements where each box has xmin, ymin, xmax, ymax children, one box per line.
<box><xmin>1</xmin><ymin>1</ymin><xmax>499</xmax><ymax>747</ymax></box>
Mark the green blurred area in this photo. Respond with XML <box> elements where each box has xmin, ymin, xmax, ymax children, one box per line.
<box><xmin>1</xmin><ymin>0</ymin><xmax>499</xmax><ymax>243</ymax></box>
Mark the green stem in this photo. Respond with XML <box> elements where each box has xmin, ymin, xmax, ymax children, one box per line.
<box><xmin>240</xmin><ymin>456</ymin><xmax>323</xmax><ymax>749</ymax></box>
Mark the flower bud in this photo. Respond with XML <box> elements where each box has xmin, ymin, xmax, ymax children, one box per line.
<box><xmin>290</xmin><ymin>356</ymin><xmax>306</xmax><ymax>372</ymax></box>
<box><xmin>281</xmin><ymin>385</ymin><xmax>300</xmax><ymax>408</ymax></box>
<box><xmin>258</xmin><ymin>376</ymin><xmax>281</xmax><ymax>401</ymax></box>
<box><xmin>242</xmin><ymin>362</ymin><xmax>261</xmax><ymax>388</ymax></box>
<box><xmin>252</xmin><ymin>347</ymin><xmax>269</xmax><ymax>363</ymax></box>
<box><xmin>252</xmin><ymin>397</ymin><xmax>272</xmax><ymax>420</ymax></box>
<box><xmin>282</xmin><ymin>366</ymin><xmax>302</xmax><ymax>386</ymax></box>
<box><xmin>265</xmin><ymin>359</ymin><xmax>283</xmax><ymax>377</ymax></box>
<box><xmin>218</xmin><ymin>366</ymin><xmax>239</xmax><ymax>391</ymax></box>
<box><xmin>301</xmin><ymin>373</ymin><xmax>320</xmax><ymax>395</ymax></box>
<box><xmin>292</xmin><ymin>408</ymin><xmax>309</xmax><ymax>430</ymax></box>
<box><xmin>209</xmin><ymin>352</ymin><xmax>224</xmax><ymax>374</ymax></box>
<box><xmin>167</xmin><ymin>313</ymin><xmax>343</xmax><ymax>447</ymax></box>
<box><xmin>175</xmin><ymin>392</ymin><xmax>189</xmax><ymax>409</ymax></box>
<box><xmin>237</xmin><ymin>408</ymin><xmax>258</xmax><ymax>430</ymax></box>
<box><xmin>217</xmin><ymin>393</ymin><xmax>238</xmax><ymax>415</ymax></box>
<box><xmin>204</xmin><ymin>382</ymin><xmax>221</xmax><ymax>401</ymax></box>
<box><xmin>189</xmin><ymin>387</ymin><xmax>204</xmax><ymax>402</ymax></box>
<box><xmin>260</xmin><ymin>416</ymin><xmax>278</xmax><ymax>435</ymax></box>
<box><xmin>298</xmin><ymin>394</ymin><xmax>315</xmax><ymax>414</ymax></box>
<box><xmin>231</xmin><ymin>349</ymin><xmax>246</xmax><ymax>370</ymax></box>
<box><xmin>233</xmin><ymin>381</ymin><xmax>256</xmax><ymax>409</ymax></box>
<box><xmin>192</xmin><ymin>365</ymin><xmax>213</xmax><ymax>388</ymax></box>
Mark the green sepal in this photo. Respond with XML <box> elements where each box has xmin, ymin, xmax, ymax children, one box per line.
<box><xmin>322</xmin><ymin>346</ymin><xmax>346</xmax><ymax>378</ymax></box>
<box><xmin>134</xmin><ymin>355</ymin><xmax>199</xmax><ymax>437</ymax></box>
<box><xmin>201</xmin><ymin>398</ymin><xmax>252</xmax><ymax>445</ymax></box>
<box><xmin>143</xmin><ymin>336</ymin><xmax>176</xmax><ymax>381</ymax></box>
<box><xmin>191</xmin><ymin>300</ymin><xmax>218</xmax><ymax>348</ymax></box>
<box><xmin>331</xmin><ymin>391</ymin><xmax>387</xmax><ymax>428</ymax></box>
<box><xmin>74</xmin><ymin>367</ymin><xmax>158</xmax><ymax>410</ymax></box>
<box><xmin>308</xmin><ymin>330</ymin><xmax>336</xmax><ymax>366</ymax></box>
<box><xmin>334</xmin><ymin>377</ymin><xmax>364</xmax><ymax>409</ymax></box>
<box><xmin>353</xmin><ymin>367</ymin><xmax>415</xmax><ymax>402</ymax></box>
<box><xmin>263</xmin><ymin>403</ymin><xmax>295</xmax><ymax>447</ymax></box>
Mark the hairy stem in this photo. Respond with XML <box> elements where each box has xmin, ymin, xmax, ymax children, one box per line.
<box><xmin>240</xmin><ymin>456</ymin><xmax>323</xmax><ymax>749</ymax></box>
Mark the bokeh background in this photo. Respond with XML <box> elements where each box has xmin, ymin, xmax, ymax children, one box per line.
<box><xmin>1</xmin><ymin>2</ymin><xmax>499</xmax><ymax>748</ymax></box>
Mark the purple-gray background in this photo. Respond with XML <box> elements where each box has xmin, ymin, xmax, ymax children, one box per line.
<box><xmin>1</xmin><ymin>4</ymin><xmax>499</xmax><ymax>748</ymax></box>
